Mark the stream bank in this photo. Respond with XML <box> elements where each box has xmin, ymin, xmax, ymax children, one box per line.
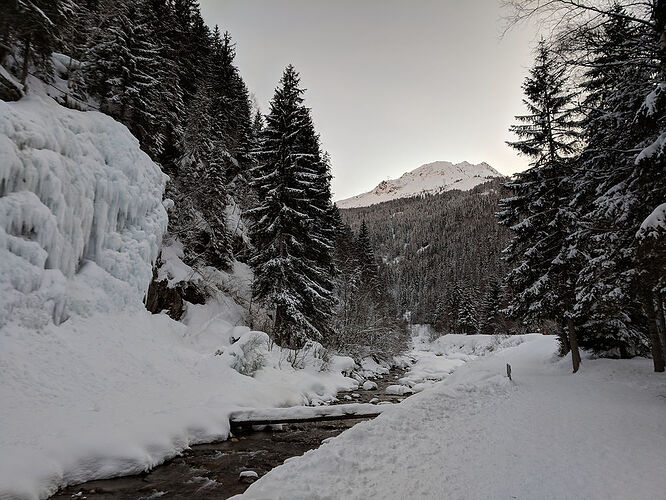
<box><xmin>50</xmin><ymin>365</ymin><xmax>408</xmax><ymax>499</ymax></box>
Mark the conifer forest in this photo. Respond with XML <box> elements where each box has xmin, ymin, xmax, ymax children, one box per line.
<box><xmin>1</xmin><ymin>1</ymin><xmax>665</xmax><ymax>499</ymax></box>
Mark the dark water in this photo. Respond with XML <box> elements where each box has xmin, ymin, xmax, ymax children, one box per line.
<box><xmin>51</xmin><ymin>367</ymin><xmax>407</xmax><ymax>500</ymax></box>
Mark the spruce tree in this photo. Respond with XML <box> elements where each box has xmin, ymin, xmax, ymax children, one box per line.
<box><xmin>248</xmin><ymin>65</ymin><xmax>334</xmax><ymax>347</ymax></box>
<box><xmin>356</xmin><ymin>220</ymin><xmax>380</xmax><ymax>299</ymax></box>
<box><xmin>499</xmin><ymin>40</ymin><xmax>582</xmax><ymax>371</ymax></box>
<box><xmin>457</xmin><ymin>285</ymin><xmax>479</xmax><ymax>335</ymax></box>
<box><xmin>572</xmin><ymin>9</ymin><xmax>653</xmax><ymax>358</ymax></box>
<box><xmin>84</xmin><ymin>2</ymin><xmax>163</xmax><ymax>155</ymax></box>
<box><xmin>1</xmin><ymin>0</ymin><xmax>73</xmax><ymax>85</ymax></box>
<box><xmin>331</xmin><ymin>216</ymin><xmax>361</xmax><ymax>344</ymax></box>
<box><xmin>479</xmin><ymin>277</ymin><xmax>504</xmax><ymax>334</ymax></box>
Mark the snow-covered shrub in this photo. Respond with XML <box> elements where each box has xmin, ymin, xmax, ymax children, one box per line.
<box><xmin>228</xmin><ymin>330</ymin><xmax>270</xmax><ymax>376</ymax></box>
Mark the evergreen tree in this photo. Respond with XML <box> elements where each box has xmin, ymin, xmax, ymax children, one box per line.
<box><xmin>356</xmin><ymin>220</ymin><xmax>380</xmax><ymax>300</ymax></box>
<box><xmin>248</xmin><ymin>65</ymin><xmax>334</xmax><ymax>347</ymax></box>
<box><xmin>479</xmin><ymin>277</ymin><xmax>504</xmax><ymax>334</ymax></box>
<box><xmin>1</xmin><ymin>0</ymin><xmax>73</xmax><ymax>85</ymax></box>
<box><xmin>572</xmin><ymin>9</ymin><xmax>653</xmax><ymax>357</ymax></box>
<box><xmin>84</xmin><ymin>2</ymin><xmax>163</xmax><ymax>155</ymax></box>
<box><xmin>457</xmin><ymin>285</ymin><xmax>479</xmax><ymax>334</ymax></box>
<box><xmin>499</xmin><ymin>40</ymin><xmax>582</xmax><ymax>371</ymax></box>
<box><xmin>331</xmin><ymin>216</ymin><xmax>361</xmax><ymax>341</ymax></box>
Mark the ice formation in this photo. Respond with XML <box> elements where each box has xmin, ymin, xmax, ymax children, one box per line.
<box><xmin>0</xmin><ymin>96</ymin><xmax>168</xmax><ymax>326</ymax></box>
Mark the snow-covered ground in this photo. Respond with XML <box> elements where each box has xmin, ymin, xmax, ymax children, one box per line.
<box><xmin>0</xmin><ymin>95</ymin><xmax>360</xmax><ymax>500</ymax></box>
<box><xmin>236</xmin><ymin>334</ymin><xmax>666</xmax><ymax>500</ymax></box>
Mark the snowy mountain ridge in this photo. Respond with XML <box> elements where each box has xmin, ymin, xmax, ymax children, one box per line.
<box><xmin>336</xmin><ymin>160</ymin><xmax>504</xmax><ymax>208</ymax></box>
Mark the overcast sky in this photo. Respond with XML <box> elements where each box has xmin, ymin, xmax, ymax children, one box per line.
<box><xmin>199</xmin><ymin>0</ymin><xmax>539</xmax><ymax>201</ymax></box>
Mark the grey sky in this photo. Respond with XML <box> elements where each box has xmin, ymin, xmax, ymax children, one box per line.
<box><xmin>199</xmin><ymin>0</ymin><xmax>538</xmax><ymax>200</ymax></box>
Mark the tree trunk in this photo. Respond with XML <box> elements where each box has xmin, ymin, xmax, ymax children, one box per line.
<box><xmin>21</xmin><ymin>36</ymin><xmax>30</xmax><ymax>88</ymax></box>
<box><xmin>566</xmin><ymin>316</ymin><xmax>581</xmax><ymax>373</ymax></box>
<box><xmin>647</xmin><ymin>293</ymin><xmax>666</xmax><ymax>372</ymax></box>
<box><xmin>655</xmin><ymin>292</ymin><xmax>666</xmax><ymax>364</ymax></box>
<box><xmin>273</xmin><ymin>304</ymin><xmax>285</xmax><ymax>346</ymax></box>
<box><xmin>645</xmin><ymin>292</ymin><xmax>666</xmax><ymax>372</ymax></box>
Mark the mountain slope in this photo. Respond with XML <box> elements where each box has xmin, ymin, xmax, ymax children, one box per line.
<box><xmin>336</xmin><ymin>161</ymin><xmax>504</xmax><ymax>209</ymax></box>
<box><xmin>341</xmin><ymin>179</ymin><xmax>512</xmax><ymax>328</ymax></box>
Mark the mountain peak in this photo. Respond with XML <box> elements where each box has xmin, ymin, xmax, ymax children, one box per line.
<box><xmin>336</xmin><ymin>161</ymin><xmax>504</xmax><ymax>209</ymax></box>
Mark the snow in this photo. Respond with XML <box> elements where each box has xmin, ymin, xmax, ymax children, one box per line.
<box><xmin>239</xmin><ymin>471</ymin><xmax>259</xmax><ymax>480</ymax></box>
<box><xmin>0</xmin><ymin>96</ymin><xmax>361</xmax><ymax>500</ymax></box>
<box><xmin>0</xmin><ymin>306</ymin><xmax>362</xmax><ymax>500</ymax></box>
<box><xmin>384</xmin><ymin>384</ymin><xmax>413</xmax><ymax>395</ymax></box>
<box><xmin>229</xmin><ymin>403</ymin><xmax>387</xmax><ymax>423</ymax></box>
<box><xmin>157</xmin><ymin>237</ymin><xmax>200</xmax><ymax>288</ymax></box>
<box><xmin>636</xmin><ymin>132</ymin><xmax>666</xmax><ymax>163</ymax></box>
<box><xmin>0</xmin><ymin>95</ymin><xmax>168</xmax><ymax>326</ymax></box>
<box><xmin>235</xmin><ymin>335</ymin><xmax>666</xmax><ymax>500</ymax></box>
<box><xmin>362</xmin><ymin>380</ymin><xmax>378</xmax><ymax>390</ymax></box>
<box><xmin>637</xmin><ymin>203</ymin><xmax>666</xmax><ymax>239</ymax></box>
<box><xmin>336</xmin><ymin>161</ymin><xmax>504</xmax><ymax>208</ymax></box>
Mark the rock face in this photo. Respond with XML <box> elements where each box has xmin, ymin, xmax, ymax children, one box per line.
<box><xmin>336</xmin><ymin>161</ymin><xmax>504</xmax><ymax>209</ymax></box>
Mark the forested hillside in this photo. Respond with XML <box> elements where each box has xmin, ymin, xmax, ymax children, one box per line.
<box><xmin>342</xmin><ymin>178</ymin><xmax>512</xmax><ymax>333</ymax></box>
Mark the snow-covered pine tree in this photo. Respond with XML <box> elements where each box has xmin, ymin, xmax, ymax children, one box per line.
<box><xmin>84</xmin><ymin>1</ymin><xmax>163</xmax><ymax>156</ymax></box>
<box><xmin>499</xmin><ymin>40</ymin><xmax>582</xmax><ymax>372</ymax></box>
<box><xmin>0</xmin><ymin>0</ymin><xmax>73</xmax><ymax>85</ymax></box>
<box><xmin>331</xmin><ymin>215</ymin><xmax>362</xmax><ymax>345</ymax></box>
<box><xmin>297</xmin><ymin>118</ymin><xmax>336</xmax><ymax>340</ymax></box>
<box><xmin>208</xmin><ymin>29</ymin><xmax>253</xmax><ymax>182</ymax></box>
<box><xmin>171</xmin><ymin>0</ymin><xmax>211</xmax><ymax>107</ymax></box>
<box><xmin>479</xmin><ymin>277</ymin><xmax>504</xmax><ymax>334</ymax></box>
<box><xmin>356</xmin><ymin>220</ymin><xmax>380</xmax><ymax>300</ymax></box>
<box><xmin>630</xmin><ymin>1</ymin><xmax>666</xmax><ymax>367</ymax></box>
<box><xmin>457</xmin><ymin>285</ymin><xmax>479</xmax><ymax>335</ymax></box>
<box><xmin>142</xmin><ymin>0</ymin><xmax>186</xmax><ymax>164</ymax></box>
<box><xmin>571</xmin><ymin>8</ymin><xmax>654</xmax><ymax>358</ymax></box>
<box><xmin>248</xmin><ymin>65</ymin><xmax>334</xmax><ymax>347</ymax></box>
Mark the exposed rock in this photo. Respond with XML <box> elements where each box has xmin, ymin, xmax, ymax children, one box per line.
<box><xmin>144</xmin><ymin>261</ymin><xmax>206</xmax><ymax>320</ymax></box>
<box><xmin>239</xmin><ymin>470</ymin><xmax>259</xmax><ymax>484</ymax></box>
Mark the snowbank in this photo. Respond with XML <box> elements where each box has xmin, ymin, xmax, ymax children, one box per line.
<box><xmin>236</xmin><ymin>335</ymin><xmax>666</xmax><ymax>500</ymax></box>
<box><xmin>0</xmin><ymin>309</ymin><xmax>358</xmax><ymax>500</ymax></box>
<box><xmin>0</xmin><ymin>95</ymin><xmax>168</xmax><ymax>326</ymax></box>
<box><xmin>397</xmin><ymin>332</ymin><xmax>534</xmax><ymax>392</ymax></box>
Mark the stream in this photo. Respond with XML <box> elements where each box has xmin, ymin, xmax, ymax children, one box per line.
<box><xmin>50</xmin><ymin>366</ymin><xmax>408</xmax><ymax>499</ymax></box>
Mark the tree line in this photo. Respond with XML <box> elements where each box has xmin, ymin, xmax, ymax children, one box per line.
<box><xmin>0</xmin><ymin>0</ymin><xmax>404</xmax><ymax>357</ymax></box>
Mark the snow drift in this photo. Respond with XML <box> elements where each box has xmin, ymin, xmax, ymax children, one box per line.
<box><xmin>0</xmin><ymin>95</ymin><xmax>168</xmax><ymax>327</ymax></box>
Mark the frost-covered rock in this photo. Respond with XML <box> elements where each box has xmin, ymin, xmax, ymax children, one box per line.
<box><xmin>384</xmin><ymin>385</ymin><xmax>414</xmax><ymax>396</ymax></box>
<box><xmin>362</xmin><ymin>380</ymin><xmax>378</xmax><ymax>391</ymax></box>
<box><xmin>0</xmin><ymin>96</ymin><xmax>168</xmax><ymax>327</ymax></box>
<box><xmin>239</xmin><ymin>470</ymin><xmax>259</xmax><ymax>483</ymax></box>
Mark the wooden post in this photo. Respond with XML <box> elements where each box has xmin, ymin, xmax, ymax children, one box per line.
<box><xmin>506</xmin><ymin>363</ymin><xmax>512</xmax><ymax>381</ymax></box>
